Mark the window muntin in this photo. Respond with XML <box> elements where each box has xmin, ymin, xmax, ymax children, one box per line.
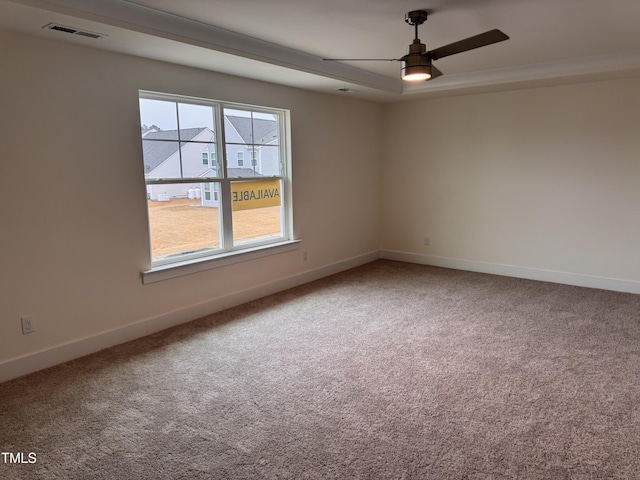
<box><xmin>139</xmin><ymin>91</ymin><xmax>290</xmax><ymax>267</ymax></box>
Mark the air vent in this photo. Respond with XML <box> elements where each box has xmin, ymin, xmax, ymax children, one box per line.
<box><xmin>43</xmin><ymin>23</ymin><xmax>107</xmax><ymax>40</ymax></box>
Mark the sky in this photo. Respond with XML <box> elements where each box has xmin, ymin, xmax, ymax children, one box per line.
<box><xmin>139</xmin><ymin>98</ymin><xmax>215</xmax><ymax>131</ymax></box>
<box><xmin>139</xmin><ymin>99</ymin><xmax>276</xmax><ymax>132</ymax></box>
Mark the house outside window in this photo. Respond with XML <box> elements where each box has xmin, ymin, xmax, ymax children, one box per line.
<box><xmin>139</xmin><ymin>91</ymin><xmax>291</xmax><ymax>269</ymax></box>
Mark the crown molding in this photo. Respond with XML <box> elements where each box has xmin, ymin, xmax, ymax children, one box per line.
<box><xmin>402</xmin><ymin>51</ymin><xmax>640</xmax><ymax>96</ymax></box>
<box><xmin>9</xmin><ymin>0</ymin><xmax>403</xmax><ymax>94</ymax></box>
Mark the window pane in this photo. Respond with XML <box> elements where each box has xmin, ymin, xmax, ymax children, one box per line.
<box><xmin>224</xmin><ymin>109</ymin><xmax>279</xmax><ymax>146</ymax></box>
<box><xmin>253</xmin><ymin>112</ymin><xmax>279</xmax><ymax>146</ymax></box>
<box><xmin>253</xmin><ymin>145</ymin><xmax>281</xmax><ymax>176</ymax></box>
<box><xmin>143</xmin><ymin>140</ymin><xmax>219</xmax><ymax>180</ymax></box>
<box><xmin>231</xmin><ymin>180</ymin><xmax>282</xmax><ymax>245</ymax></box>
<box><xmin>182</xmin><ymin>142</ymin><xmax>218</xmax><ymax>178</ymax></box>
<box><xmin>225</xmin><ymin>146</ymin><xmax>280</xmax><ymax>178</ymax></box>
<box><xmin>147</xmin><ymin>182</ymin><xmax>222</xmax><ymax>260</ymax></box>
<box><xmin>178</xmin><ymin>103</ymin><xmax>215</xmax><ymax>133</ymax></box>
<box><xmin>143</xmin><ymin>140</ymin><xmax>181</xmax><ymax>179</ymax></box>
<box><xmin>224</xmin><ymin>108</ymin><xmax>252</xmax><ymax>143</ymax></box>
<box><xmin>227</xmin><ymin>146</ymin><xmax>258</xmax><ymax>178</ymax></box>
<box><xmin>139</xmin><ymin>98</ymin><xmax>177</xmax><ymax>140</ymax></box>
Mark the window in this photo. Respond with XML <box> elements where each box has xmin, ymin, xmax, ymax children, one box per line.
<box><xmin>138</xmin><ymin>91</ymin><xmax>292</xmax><ymax>271</ymax></box>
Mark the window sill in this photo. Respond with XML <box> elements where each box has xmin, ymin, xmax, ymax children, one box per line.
<box><xmin>142</xmin><ymin>240</ymin><xmax>300</xmax><ymax>284</ymax></box>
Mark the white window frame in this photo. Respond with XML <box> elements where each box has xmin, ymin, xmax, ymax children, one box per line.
<box><xmin>138</xmin><ymin>91</ymin><xmax>296</xmax><ymax>283</ymax></box>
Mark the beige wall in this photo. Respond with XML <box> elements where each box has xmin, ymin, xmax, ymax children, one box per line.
<box><xmin>3</xmin><ymin>26</ymin><xmax>640</xmax><ymax>377</ymax></box>
<box><xmin>381</xmin><ymin>79</ymin><xmax>640</xmax><ymax>283</ymax></box>
<box><xmin>0</xmin><ymin>30</ymin><xmax>383</xmax><ymax>366</ymax></box>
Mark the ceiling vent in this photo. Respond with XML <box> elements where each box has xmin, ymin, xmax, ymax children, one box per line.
<box><xmin>43</xmin><ymin>23</ymin><xmax>107</xmax><ymax>40</ymax></box>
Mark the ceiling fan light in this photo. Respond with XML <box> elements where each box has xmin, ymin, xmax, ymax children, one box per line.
<box><xmin>401</xmin><ymin>64</ymin><xmax>432</xmax><ymax>82</ymax></box>
<box><xmin>402</xmin><ymin>69</ymin><xmax>431</xmax><ymax>81</ymax></box>
<box><xmin>401</xmin><ymin>53</ymin><xmax>432</xmax><ymax>82</ymax></box>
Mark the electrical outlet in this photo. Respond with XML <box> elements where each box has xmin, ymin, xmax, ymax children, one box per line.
<box><xmin>423</xmin><ymin>236</ymin><xmax>431</xmax><ymax>246</ymax></box>
<box><xmin>302</xmin><ymin>250</ymin><xmax>308</xmax><ymax>261</ymax></box>
<box><xmin>21</xmin><ymin>315</ymin><xmax>36</xmax><ymax>335</ymax></box>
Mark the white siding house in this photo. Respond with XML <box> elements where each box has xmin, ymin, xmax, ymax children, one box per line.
<box><xmin>143</xmin><ymin>115</ymin><xmax>279</xmax><ymax>208</ymax></box>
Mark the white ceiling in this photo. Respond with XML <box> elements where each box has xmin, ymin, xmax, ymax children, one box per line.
<box><xmin>2</xmin><ymin>0</ymin><xmax>640</xmax><ymax>101</ymax></box>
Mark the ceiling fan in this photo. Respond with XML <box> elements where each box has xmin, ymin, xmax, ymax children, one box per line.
<box><xmin>323</xmin><ymin>10</ymin><xmax>509</xmax><ymax>82</ymax></box>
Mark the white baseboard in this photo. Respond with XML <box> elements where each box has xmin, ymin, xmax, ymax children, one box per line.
<box><xmin>380</xmin><ymin>250</ymin><xmax>640</xmax><ymax>294</ymax></box>
<box><xmin>0</xmin><ymin>251</ymin><xmax>379</xmax><ymax>384</ymax></box>
<box><xmin>4</xmin><ymin>249</ymin><xmax>637</xmax><ymax>384</ymax></box>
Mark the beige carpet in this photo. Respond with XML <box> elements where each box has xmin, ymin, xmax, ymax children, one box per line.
<box><xmin>2</xmin><ymin>260</ymin><xmax>640</xmax><ymax>479</ymax></box>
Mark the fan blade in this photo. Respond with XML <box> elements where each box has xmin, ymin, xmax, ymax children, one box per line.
<box><xmin>428</xmin><ymin>29</ymin><xmax>509</xmax><ymax>60</ymax></box>
<box><xmin>322</xmin><ymin>58</ymin><xmax>402</xmax><ymax>62</ymax></box>
<box><xmin>431</xmin><ymin>65</ymin><xmax>443</xmax><ymax>79</ymax></box>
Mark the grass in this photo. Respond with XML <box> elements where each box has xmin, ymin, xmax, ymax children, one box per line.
<box><xmin>148</xmin><ymin>199</ymin><xmax>281</xmax><ymax>259</ymax></box>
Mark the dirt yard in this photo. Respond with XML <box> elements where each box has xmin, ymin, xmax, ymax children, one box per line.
<box><xmin>148</xmin><ymin>199</ymin><xmax>281</xmax><ymax>258</ymax></box>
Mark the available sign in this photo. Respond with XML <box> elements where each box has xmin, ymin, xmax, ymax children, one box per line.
<box><xmin>231</xmin><ymin>180</ymin><xmax>281</xmax><ymax>211</ymax></box>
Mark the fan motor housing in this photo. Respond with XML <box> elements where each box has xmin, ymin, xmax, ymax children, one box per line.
<box><xmin>405</xmin><ymin>10</ymin><xmax>428</xmax><ymax>26</ymax></box>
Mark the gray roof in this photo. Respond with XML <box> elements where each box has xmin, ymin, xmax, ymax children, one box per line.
<box><xmin>142</xmin><ymin>127</ymin><xmax>208</xmax><ymax>173</ymax></box>
<box><xmin>226</xmin><ymin>115</ymin><xmax>278</xmax><ymax>145</ymax></box>
<box><xmin>227</xmin><ymin>167</ymin><xmax>263</xmax><ymax>178</ymax></box>
<box><xmin>198</xmin><ymin>168</ymin><xmax>262</xmax><ymax>178</ymax></box>
<box><xmin>142</xmin><ymin>121</ymin><xmax>275</xmax><ymax>176</ymax></box>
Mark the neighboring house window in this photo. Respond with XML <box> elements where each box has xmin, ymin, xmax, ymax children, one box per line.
<box><xmin>237</xmin><ymin>151</ymin><xmax>244</xmax><ymax>166</ymax></box>
<box><xmin>138</xmin><ymin>91</ymin><xmax>292</xmax><ymax>269</ymax></box>
<box><xmin>202</xmin><ymin>182</ymin><xmax>220</xmax><ymax>202</ymax></box>
<box><xmin>251</xmin><ymin>149</ymin><xmax>258</xmax><ymax>167</ymax></box>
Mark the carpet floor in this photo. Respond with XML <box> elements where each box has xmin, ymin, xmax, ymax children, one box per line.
<box><xmin>2</xmin><ymin>260</ymin><xmax>640</xmax><ymax>479</ymax></box>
